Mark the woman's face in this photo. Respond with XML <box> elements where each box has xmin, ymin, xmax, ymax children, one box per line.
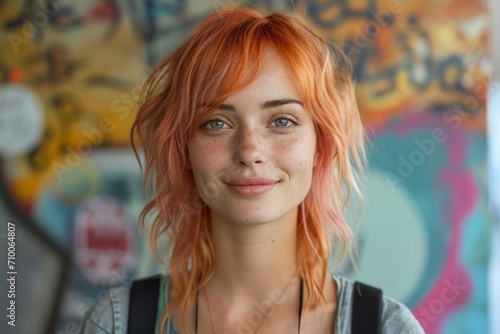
<box><xmin>188</xmin><ymin>50</ymin><xmax>317</xmax><ymax>226</ymax></box>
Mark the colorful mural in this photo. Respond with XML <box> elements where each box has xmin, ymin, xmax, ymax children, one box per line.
<box><xmin>0</xmin><ymin>0</ymin><xmax>491</xmax><ymax>333</ymax></box>
<box><xmin>361</xmin><ymin>112</ymin><xmax>488</xmax><ymax>333</ymax></box>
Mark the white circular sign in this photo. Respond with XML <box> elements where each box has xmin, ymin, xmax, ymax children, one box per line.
<box><xmin>0</xmin><ymin>85</ymin><xmax>44</xmax><ymax>157</ymax></box>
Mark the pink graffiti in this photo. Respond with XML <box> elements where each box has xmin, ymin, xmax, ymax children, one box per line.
<box><xmin>374</xmin><ymin>112</ymin><xmax>476</xmax><ymax>333</ymax></box>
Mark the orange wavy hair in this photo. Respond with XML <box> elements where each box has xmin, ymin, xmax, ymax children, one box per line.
<box><xmin>131</xmin><ymin>6</ymin><xmax>365</xmax><ymax>333</ymax></box>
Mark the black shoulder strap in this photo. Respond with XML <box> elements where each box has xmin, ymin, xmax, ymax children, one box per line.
<box><xmin>127</xmin><ymin>274</ymin><xmax>162</xmax><ymax>334</ymax></box>
<box><xmin>351</xmin><ymin>281</ymin><xmax>383</xmax><ymax>334</ymax></box>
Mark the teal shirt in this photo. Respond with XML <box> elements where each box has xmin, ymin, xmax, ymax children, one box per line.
<box><xmin>78</xmin><ymin>275</ymin><xmax>424</xmax><ymax>334</ymax></box>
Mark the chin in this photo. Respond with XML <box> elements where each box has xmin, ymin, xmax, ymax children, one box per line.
<box><xmin>227</xmin><ymin>214</ymin><xmax>278</xmax><ymax>226</ymax></box>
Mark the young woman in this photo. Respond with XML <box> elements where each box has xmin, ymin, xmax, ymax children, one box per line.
<box><xmin>79</xmin><ymin>7</ymin><xmax>424</xmax><ymax>334</ymax></box>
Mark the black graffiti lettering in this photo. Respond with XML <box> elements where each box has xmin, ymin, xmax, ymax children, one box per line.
<box><xmin>3</xmin><ymin>0</ymin><xmax>82</xmax><ymax>43</ymax></box>
<box><xmin>397</xmin><ymin>27</ymin><xmax>433</xmax><ymax>91</ymax></box>
<box><xmin>437</xmin><ymin>56</ymin><xmax>466</xmax><ymax>92</ymax></box>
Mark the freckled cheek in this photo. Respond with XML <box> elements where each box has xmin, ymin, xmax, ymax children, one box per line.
<box><xmin>188</xmin><ymin>140</ymin><xmax>229</xmax><ymax>203</ymax></box>
<box><xmin>188</xmin><ymin>140</ymin><xmax>228</xmax><ymax>179</ymax></box>
<box><xmin>276</xmin><ymin>140</ymin><xmax>316</xmax><ymax>184</ymax></box>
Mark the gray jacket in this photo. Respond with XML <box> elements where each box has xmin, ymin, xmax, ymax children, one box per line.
<box><xmin>78</xmin><ymin>275</ymin><xmax>425</xmax><ymax>333</ymax></box>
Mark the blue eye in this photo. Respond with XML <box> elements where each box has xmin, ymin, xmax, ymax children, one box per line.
<box><xmin>274</xmin><ymin>118</ymin><xmax>290</xmax><ymax>127</ymax></box>
<box><xmin>202</xmin><ymin>119</ymin><xmax>227</xmax><ymax>129</ymax></box>
<box><xmin>272</xmin><ymin>117</ymin><xmax>297</xmax><ymax>128</ymax></box>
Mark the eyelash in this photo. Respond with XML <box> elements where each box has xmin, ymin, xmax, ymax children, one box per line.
<box><xmin>200</xmin><ymin>114</ymin><xmax>299</xmax><ymax>131</ymax></box>
<box><xmin>200</xmin><ymin>119</ymin><xmax>228</xmax><ymax>130</ymax></box>
<box><xmin>271</xmin><ymin>115</ymin><xmax>299</xmax><ymax>129</ymax></box>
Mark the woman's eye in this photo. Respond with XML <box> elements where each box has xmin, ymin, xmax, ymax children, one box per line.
<box><xmin>272</xmin><ymin>117</ymin><xmax>296</xmax><ymax>128</ymax></box>
<box><xmin>202</xmin><ymin>119</ymin><xmax>227</xmax><ymax>129</ymax></box>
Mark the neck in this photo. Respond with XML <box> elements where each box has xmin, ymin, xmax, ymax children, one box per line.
<box><xmin>207</xmin><ymin>208</ymin><xmax>299</xmax><ymax>303</ymax></box>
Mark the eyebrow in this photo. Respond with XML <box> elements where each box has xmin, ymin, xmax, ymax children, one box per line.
<box><xmin>218</xmin><ymin>99</ymin><xmax>304</xmax><ymax>111</ymax></box>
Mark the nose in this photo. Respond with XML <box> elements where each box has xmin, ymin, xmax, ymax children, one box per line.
<box><xmin>233</xmin><ymin>127</ymin><xmax>265</xmax><ymax>166</ymax></box>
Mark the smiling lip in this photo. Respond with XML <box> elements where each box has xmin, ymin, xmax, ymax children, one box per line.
<box><xmin>225</xmin><ymin>177</ymin><xmax>278</xmax><ymax>196</ymax></box>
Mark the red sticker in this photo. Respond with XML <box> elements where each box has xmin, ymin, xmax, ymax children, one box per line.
<box><xmin>74</xmin><ymin>197</ymin><xmax>135</xmax><ymax>286</ymax></box>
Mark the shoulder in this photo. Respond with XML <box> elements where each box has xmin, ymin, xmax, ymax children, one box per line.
<box><xmin>380</xmin><ymin>295</ymin><xmax>425</xmax><ymax>334</ymax></box>
<box><xmin>78</xmin><ymin>275</ymin><xmax>171</xmax><ymax>334</ymax></box>
<box><xmin>78</xmin><ymin>285</ymin><xmax>131</xmax><ymax>334</ymax></box>
<box><xmin>334</xmin><ymin>276</ymin><xmax>424</xmax><ymax>334</ymax></box>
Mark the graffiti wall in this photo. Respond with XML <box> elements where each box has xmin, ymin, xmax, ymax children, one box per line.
<box><xmin>0</xmin><ymin>0</ymin><xmax>491</xmax><ymax>333</ymax></box>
